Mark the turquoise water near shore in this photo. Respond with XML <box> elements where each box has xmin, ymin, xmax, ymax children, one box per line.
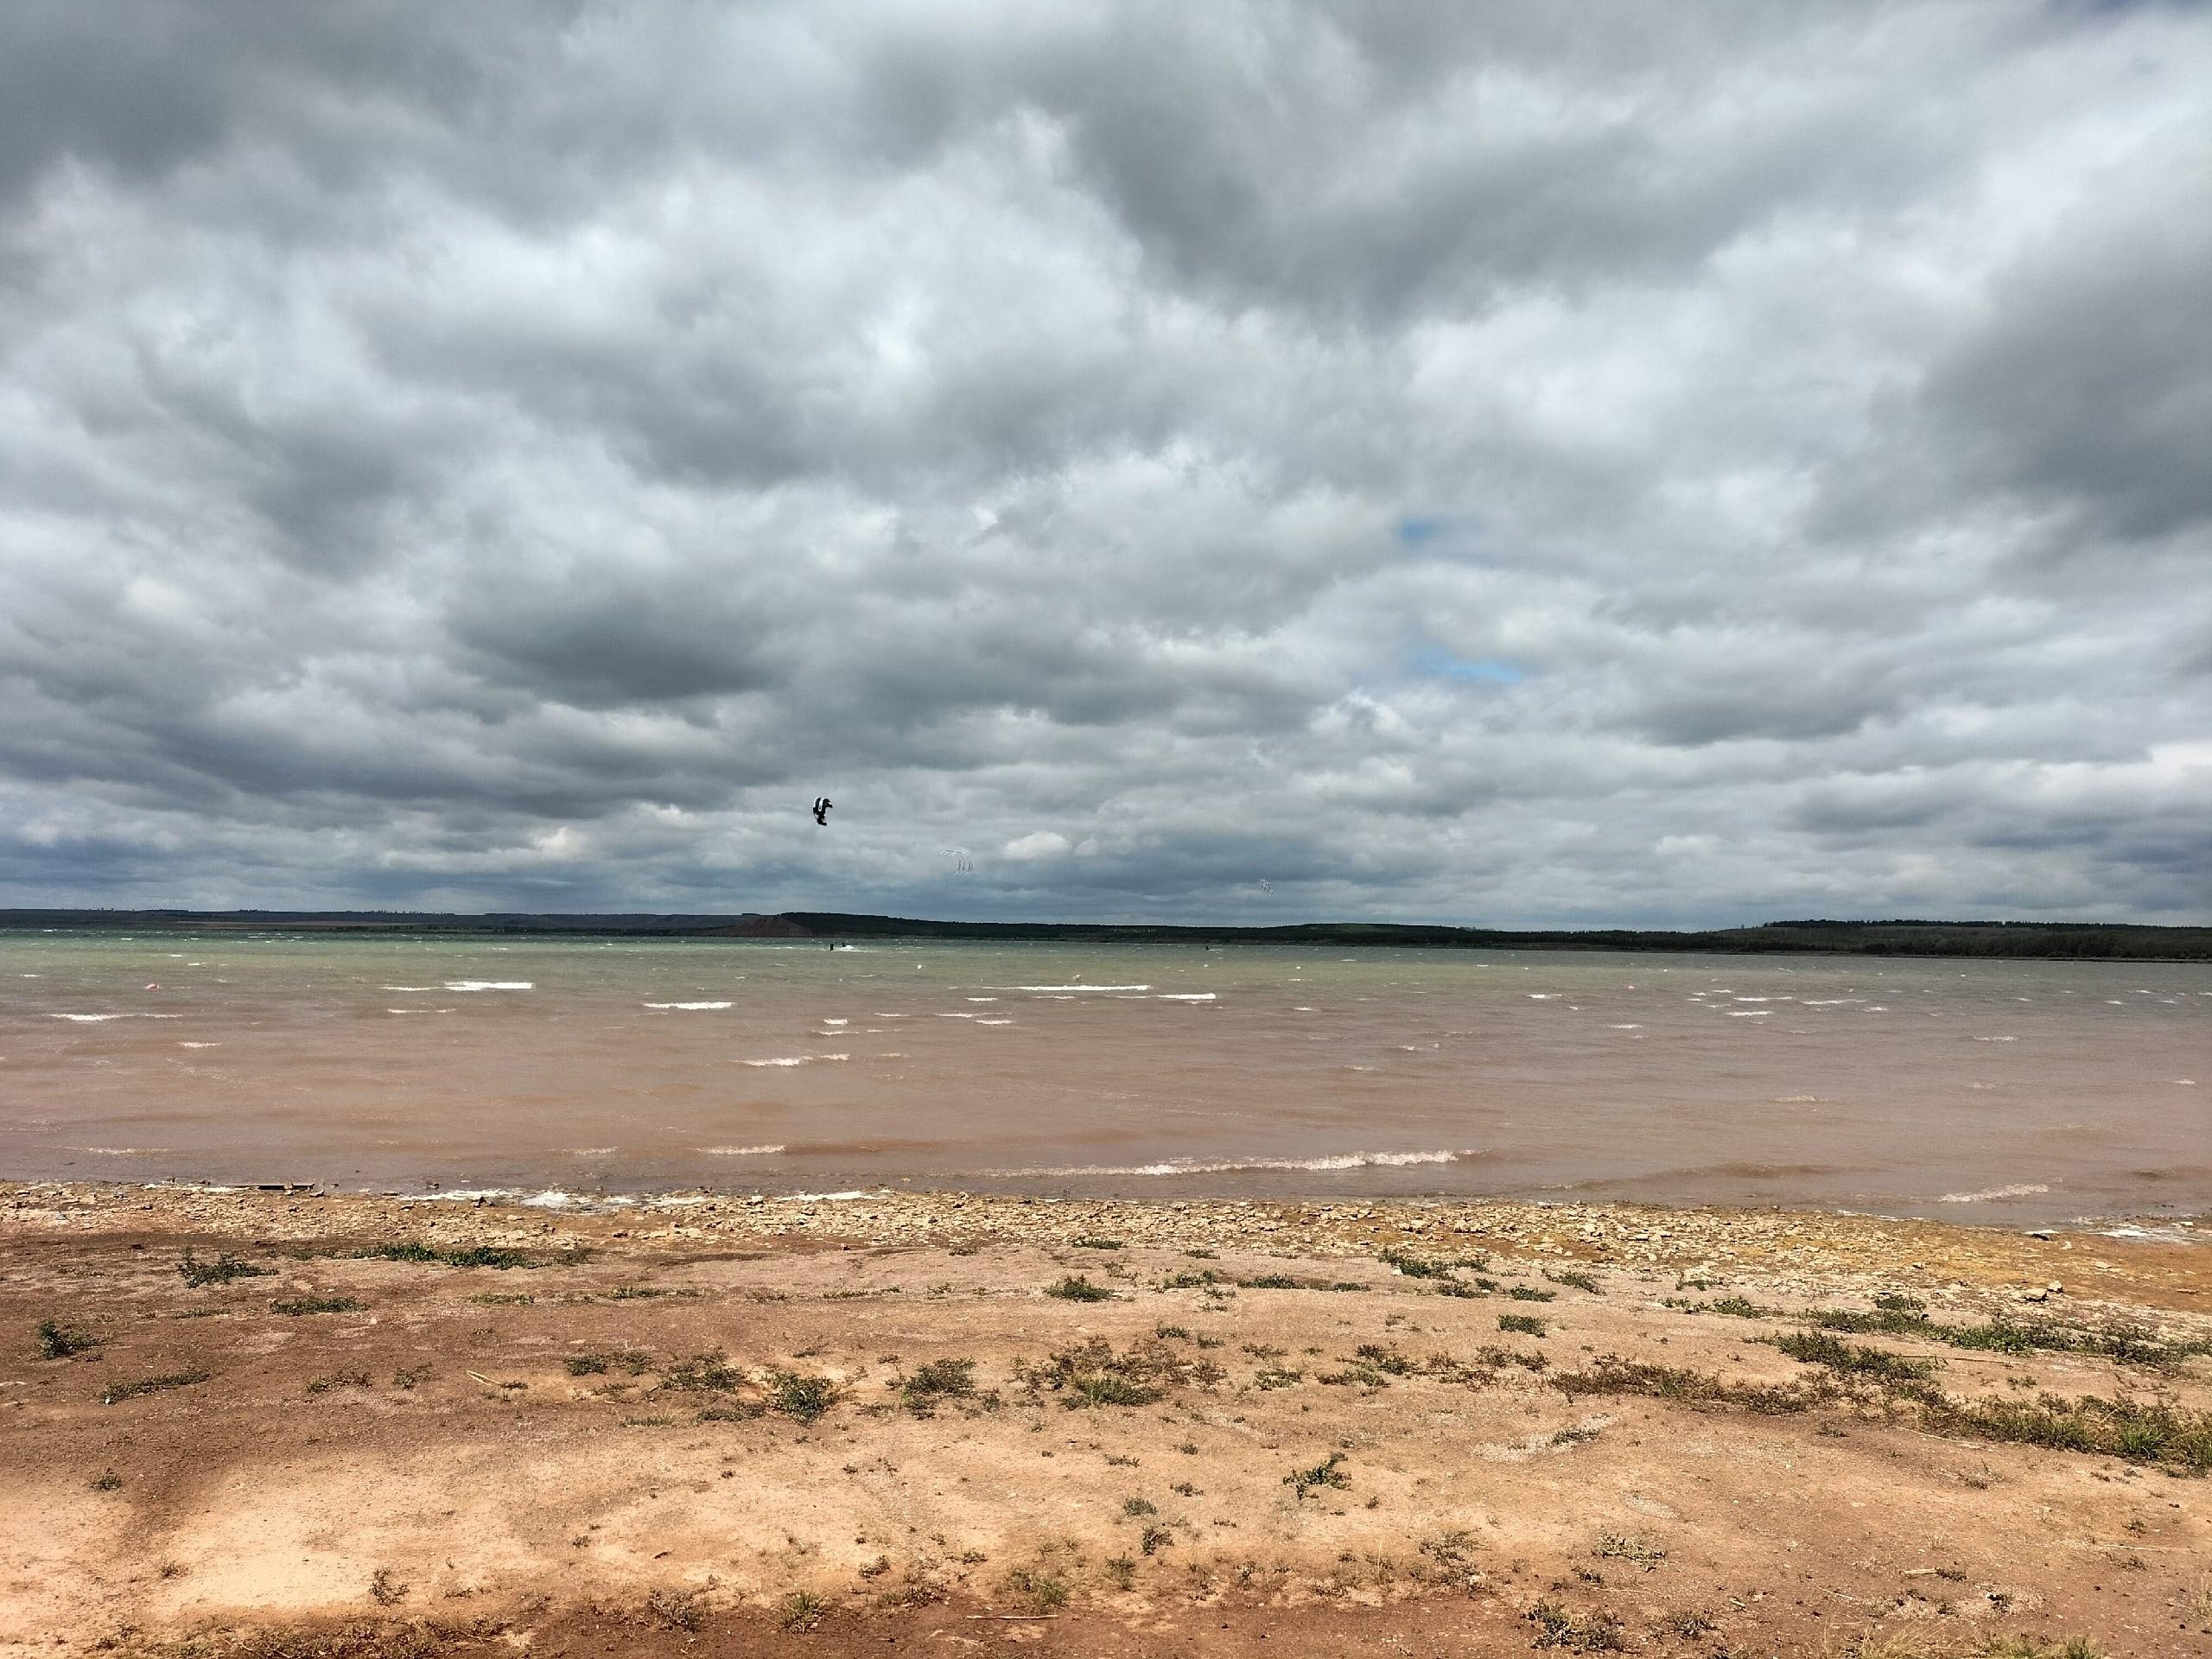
<box><xmin>1</xmin><ymin>931</ymin><xmax>2204</xmax><ymax>1226</ymax></box>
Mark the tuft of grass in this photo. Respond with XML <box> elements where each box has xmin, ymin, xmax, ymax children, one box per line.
<box><xmin>1122</xmin><ymin>1496</ymin><xmax>1158</xmax><ymax>1517</ymax></box>
<box><xmin>1546</xmin><ymin>1268</ymin><xmax>1602</xmax><ymax>1294</ymax></box>
<box><xmin>471</xmin><ymin>1291</ymin><xmax>534</xmax><ymax>1306</ymax></box>
<box><xmin>779</xmin><ymin>1589</ymin><xmax>827</xmax><ymax>1631</ymax></box>
<box><xmin>1104</xmin><ymin>1554</ymin><xmax>1137</xmax><ymax>1589</ymax></box>
<box><xmin>36</xmin><ymin>1319</ymin><xmax>100</xmax><ymax>1360</ymax></box>
<box><xmin>1594</xmin><ymin>1532</ymin><xmax>1667</xmax><ymax>1572</ymax></box>
<box><xmin>177</xmin><ymin>1249</ymin><xmax>271</xmax><ymax>1288</ymax></box>
<box><xmin>90</xmin><ymin>1469</ymin><xmax>123</xmax><ymax>1491</ymax></box>
<box><xmin>1071</xmin><ymin>1236</ymin><xmax>1122</xmax><ymax>1250</ymax></box>
<box><xmin>1773</xmin><ymin>1330</ymin><xmax>1939</xmax><ymax>1386</ymax></box>
<box><xmin>1433</xmin><ymin>1281</ymin><xmax>1484</xmax><ymax>1299</ymax></box>
<box><xmin>1254</xmin><ymin>1367</ymin><xmax>1304</xmax><ymax>1390</ymax></box>
<box><xmin>771</xmin><ymin>1370</ymin><xmax>838</xmax><ymax>1424</ymax></box>
<box><xmin>1499</xmin><ymin>1313</ymin><xmax>1548</xmax><ymax>1338</ymax></box>
<box><xmin>369</xmin><ymin>1566</ymin><xmax>408</xmax><ymax>1606</ymax></box>
<box><xmin>901</xmin><ymin>1357</ymin><xmax>976</xmax><ymax>1415</ymax></box>
<box><xmin>1286</xmin><ymin>1451</ymin><xmax>1351</xmax><ymax>1501</ymax></box>
<box><xmin>1526</xmin><ymin>1599</ymin><xmax>1626</xmax><ymax>1650</ymax></box>
<box><xmin>392</xmin><ymin>1364</ymin><xmax>430</xmax><ymax>1389</ymax></box>
<box><xmin>1046</xmin><ymin>1274</ymin><xmax>1115</xmax><ymax>1302</ymax></box>
<box><xmin>1028</xmin><ymin>1337</ymin><xmax>1205</xmax><ymax>1409</ymax></box>
<box><xmin>609</xmin><ymin>1284</ymin><xmax>700</xmax><ymax>1300</ymax></box>
<box><xmin>101</xmin><ymin>1369</ymin><xmax>212</xmax><ymax>1405</ymax></box>
<box><xmin>644</xmin><ymin>1588</ymin><xmax>703</xmax><ymax>1631</ymax></box>
<box><xmin>270</xmin><ymin>1294</ymin><xmax>366</xmax><ymax>1316</ymax></box>
<box><xmin>1554</xmin><ymin>1355</ymin><xmax>1830</xmax><ymax>1415</ymax></box>
<box><xmin>658</xmin><ymin>1351</ymin><xmax>745</xmax><ymax>1393</ymax></box>
<box><xmin>1509</xmin><ymin>1286</ymin><xmax>1558</xmax><ymax>1302</ymax></box>
<box><xmin>1139</xmin><ymin>1523</ymin><xmax>1173</xmax><ymax>1556</ymax></box>
<box><xmin>305</xmin><ymin>1369</ymin><xmax>373</xmax><ymax>1395</ymax></box>
<box><xmin>567</xmin><ymin>1348</ymin><xmax>652</xmax><ymax>1377</ymax></box>
<box><xmin>1930</xmin><ymin>1389</ymin><xmax>2212</xmax><ymax>1471</ymax></box>
<box><xmin>1007</xmin><ymin>1567</ymin><xmax>1070</xmax><ymax>1611</ymax></box>
<box><xmin>358</xmin><ymin>1242</ymin><xmax>537</xmax><ymax>1270</ymax></box>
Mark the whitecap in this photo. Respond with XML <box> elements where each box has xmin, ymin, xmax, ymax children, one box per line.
<box><xmin>775</xmin><ymin>1190</ymin><xmax>870</xmax><ymax>1202</ymax></box>
<box><xmin>740</xmin><ymin>1053</ymin><xmax>849</xmax><ymax>1067</ymax></box>
<box><xmin>997</xmin><ymin>984</ymin><xmax>1152</xmax><ymax>993</ymax></box>
<box><xmin>1937</xmin><ymin>1182</ymin><xmax>2051</xmax><ymax>1204</ymax></box>
<box><xmin>644</xmin><ymin>1001</ymin><xmax>732</xmax><ymax>1010</ymax></box>
<box><xmin>565</xmin><ymin>1147</ymin><xmax>616</xmax><ymax>1156</ymax></box>
<box><xmin>820</xmin><ymin>1017</ymin><xmax>848</xmax><ymax>1025</ymax></box>
<box><xmin>178</xmin><ymin>1041</ymin><xmax>219</xmax><ymax>1048</ymax></box>
<box><xmin>445</xmin><ymin>981</ymin><xmax>533</xmax><ymax>992</ymax></box>
<box><xmin>976</xmin><ymin>1018</ymin><xmax>1014</xmax><ymax>1025</ymax></box>
<box><xmin>995</xmin><ymin>1149</ymin><xmax>1463</xmax><ymax>1179</ymax></box>
<box><xmin>1973</xmin><ymin>1035</ymin><xmax>2018</xmax><ymax>1043</ymax></box>
<box><xmin>1156</xmin><ymin>993</ymin><xmax>1217</xmax><ymax>1001</ymax></box>
<box><xmin>703</xmin><ymin>1144</ymin><xmax>784</xmax><ymax>1156</ymax></box>
<box><xmin>382</xmin><ymin>985</ymin><xmax>437</xmax><ymax>992</ymax></box>
<box><xmin>1609</xmin><ymin>1024</ymin><xmax>1642</xmax><ymax>1030</ymax></box>
<box><xmin>963</xmin><ymin>998</ymin><xmax>996</xmax><ymax>1004</ymax></box>
<box><xmin>1725</xmin><ymin>1010</ymin><xmax>1771</xmax><ymax>1017</ymax></box>
<box><xmin>49</xmin><ymin>1012</ymin><xmax>180</xmax><ymax>1021</ymax></box>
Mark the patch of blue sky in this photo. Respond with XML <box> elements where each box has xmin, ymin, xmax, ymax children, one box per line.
<box><xmin>1406</xmin><ymin>646</ymin><xmax>1526</xmax><ymax>685</ymax></box>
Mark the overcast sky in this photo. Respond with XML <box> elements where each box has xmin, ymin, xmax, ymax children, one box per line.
<box><xmin>2</xmin><ymin>3</ymin><xmax>2207</xmax><ymax>925</ymax></box>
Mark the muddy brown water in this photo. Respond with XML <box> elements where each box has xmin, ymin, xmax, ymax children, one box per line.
<box><xmin>2</xmin><ymin>933</ymin><xmax>2204</xmax><ymax>1226</ymax></box>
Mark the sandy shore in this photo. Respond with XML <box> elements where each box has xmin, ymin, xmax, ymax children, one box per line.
<box><xmin>4</xmin><ymin>1180</ymin><xmax>2209</xmax><ymax>1657</ymax></box>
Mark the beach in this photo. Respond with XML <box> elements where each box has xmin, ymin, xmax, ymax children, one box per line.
<box><xmin>6</xmin><ymin>1180</ymin><xmax>2209</xmax><ymax>1657</ymax></box>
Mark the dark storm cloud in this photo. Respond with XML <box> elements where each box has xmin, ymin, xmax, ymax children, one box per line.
<box><xmin>0</xmin><ymin>0</ymin><xmax>2207</xmax><ymax>924</ymax></box>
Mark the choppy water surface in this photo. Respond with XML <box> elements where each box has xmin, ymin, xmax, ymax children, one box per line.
<box><xmin>1</xmin><ymin>932</ymin><xmax>2204</xmax><ymax>1225</ymax></box>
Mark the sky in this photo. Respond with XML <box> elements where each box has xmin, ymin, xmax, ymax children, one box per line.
<box><xmin>1</xmin><ymin>2</ymin><xmax>2208</xmax><ymax>926</ymax></box>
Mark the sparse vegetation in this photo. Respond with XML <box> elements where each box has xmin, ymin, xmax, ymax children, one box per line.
<box><xmin>101</xmin><ymin>1369</ymin><xmax>212</xmax><ymax>1405</ymax></box>
<box><xmin>1286</xmin><ymin>1451</ymin><xmax>1351</xmax><ymax>1500</ymax></box>
<box><xmin>357</xmin><ymin>1242</ymin><xmax>537</xmax><ymax>1269</ymax></box>
<box><xmin>1773</xmin><ymin>1330</ymin><xmax>1939</xmax><ymax>1385</ymax></box>
<box><xmin>36</xmin><ymin>1319</ymin><xmax>99</xmax><ymax>1359</ymax></box>
<box><xmin>1046</xmin><ymin>1274</ymin><xmax>1115</xmax><ymax>1302</ymax></box>
<box><xmin>1499</xmin><ymin>1313</ymin><xmax>1548</xmax><ymax>1337</ymax></box>
<box><xmin>471</xmin><ymin>1291</ymin><xmax>534</xmax><ymax>1306</ymax></box>
<box><xmin>780</xmin><ymin>1589</ymin><xmax>827</xmax><ymax>1631</ymax></box>
<box><xmin>270</xmin><ymin>1294</ymin><xmax>366</xmax><ymax>1316</ymax></box>
<box><xmin>1027</xmin><ymin>1337</ymin><xmax>1210</xmax><ymax>1408</ymax></box>
<box><xmin>658</xmin><ymin>1351</ymin><xmax>745</xmax><ymax>1393</ymax></box>
<box><xmin>1546</xmin><ymin>1268</ymin><xmax>1603</xmax><ymax>1293</ymax></box>
<box><xmin>89</xmin><ymin>1469</ymin><xmax>123</xmax><ymax>1491</ymax></box>
<box><xmin>901</xmin><ymin>1357</ymin><xmax>976</xmax><ymax>1414</ymax></box>
<box><xmin>566</xmin><ymin>1348</ymin><xmax>651</xmax><ymax>1377</ymax></box>
<box><xmin>1509</xmin><ymin>1286</ymin><xmax>1557</xmax><ymax>1302</ymax></box>
<box><xmin>1595</xmin><ymin>1532</ymin><xmax>1667</xmax><ymax>1572</ymax></box>
<box><xmin>1071</xmin><ymin>1235</ymin><xmax>1122</xmax><ymax>1249</ymax></box>
<box><xmin>644</xmin><ymin>1588</ymin><xmax>702</xmax><ymax>1630</ymax></box>
<box><xmin>369</xmin><ymin>1567</ymin><xmax>409</xmax><ymax>1605</ymax></box>
<box><xmin>1527</xmin><ymin>1599</ymin><xmax>1627</xmax><ymax>1650</ymax></box>
<box><xmin>392</xmin><ymin>1364</ymin><xmax>430</xmax><ymax>1389</ymax></box>
<box><xmin>178</xmin><ymin>1249</ymin><xmax>271</xmax><ymax>1288</ymax></box>
<box><xmin>771</xmin><ymin>1370</ymin><xmax>838</xmax><ymax>1423</ymax></box>
<box><xmin>1007</xmin><ymin>1567</ymin><xmax>1070</xmax><ymax>1611</ymax></box>
<box><xmin>305</xmin><ymin>1369</ymin><xmax>372</xmax><ymax>1394</ymax></box>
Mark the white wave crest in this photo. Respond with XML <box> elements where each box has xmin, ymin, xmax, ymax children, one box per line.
<box><xmin>1156</xmin><ymin>993</ymin><xmax>1217</xmax><ymax>1001</ymax></box>
<box><xmin>644</xmin><ymin>1001</ymin><xmax>732</xmax><ymax>1010</ymax></box>
<box><xmin>49</xmin><ymin>1012</ymin><xmax>181</xmax><ymax>1021</ymax></box>
<box><xmin>996</xmin><ymin>984</ymin><xmax>1152</xmax><ymax>993</ymax></box>
<box><xmin>445</xmin><ymin>980</ymin><xmax>533</xmax><ymax>992</ymax></box>
<box><xmin>740</xmin><ymin>1053</ymin><xmax>849</xmax><ymax>1067</ymax></box>
<box><xmin>1937</xmin><ymin>1182</ymin><xmax>2052</xmax><ymax>1204</ymax></box>
<box><xmin>1000</xmin><ymin>1148</ymin><xmax>1464</xmax><ymax>1179</ymax></box>
<box><xmin>703</xmin><ymin>1144</ymin><xmax>785</xmax><ymax>1156</ymax></box>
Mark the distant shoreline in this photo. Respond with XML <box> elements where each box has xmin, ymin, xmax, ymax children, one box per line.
<box><xmin>5</xmin><ymin>908</ymin><xmax>2209</xmax><ymax>959</ymax></box>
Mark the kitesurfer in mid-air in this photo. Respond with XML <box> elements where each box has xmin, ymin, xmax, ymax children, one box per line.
<box><xmin>812</xmin><ymin>797</ymin><xmax>833</xmax><ymax>826</ymax></box>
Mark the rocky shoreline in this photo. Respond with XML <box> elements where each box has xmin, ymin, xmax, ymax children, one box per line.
<box><xmin>3</xmin><ymin>1180</ymin><xmax>2209</xmax><ymax>1657</ymax></box>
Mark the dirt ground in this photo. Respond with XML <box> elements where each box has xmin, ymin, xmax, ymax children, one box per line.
<box><xmin>3</xmin><ymin>1181</ymin><xmax>2209</xmax><ymax>1658</ymax></box>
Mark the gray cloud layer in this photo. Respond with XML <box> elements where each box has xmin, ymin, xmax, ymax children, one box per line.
<box><xmin>2</xmin><ymin>1</ymin><xmax>2207</xmax><ymax>924</ymax></box>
